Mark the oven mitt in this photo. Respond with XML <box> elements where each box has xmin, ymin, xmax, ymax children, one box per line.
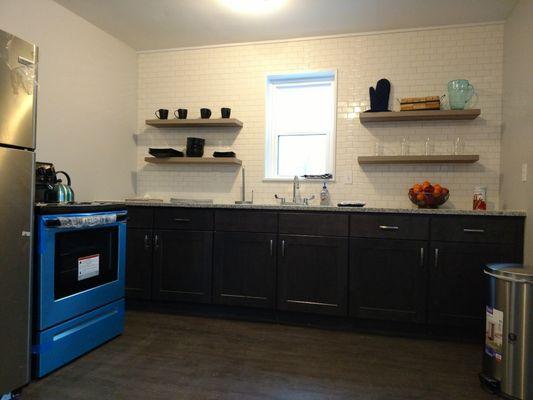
<box><xmin>368</xmin><ymin>78</ymin><xmax>391</xmax><ymax>112</ymax></box>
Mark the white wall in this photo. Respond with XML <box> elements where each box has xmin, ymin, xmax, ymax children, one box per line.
<box><xmin>137</xmin><ymin>24</ymin><xmax>504</xmax><ymax>209</ymax></box>
<box><xmin>501</xmin><ymin>0</ymin><xmax>533</xmax><ymax>263</ymax></box>
<box><xmin>0</xmin><ymin>0</ymin><xmax>137</xmax><ymax>201</ymax></box>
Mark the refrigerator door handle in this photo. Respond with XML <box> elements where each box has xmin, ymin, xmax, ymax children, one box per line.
<box><xmin>18</xmin><ymin>56</ymin><xmax>35</xmax><ymax>66</ymax></box>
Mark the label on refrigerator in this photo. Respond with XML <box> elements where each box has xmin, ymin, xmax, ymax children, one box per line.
<box><xmin>78</xmin><ymin>254</ymin><xmax>100</xmax><ymax>281</ymax></box>
<box><xmin>485</xmin><ymin>306</ymin><xmax>504</xmax><ymax>362</ymax></box>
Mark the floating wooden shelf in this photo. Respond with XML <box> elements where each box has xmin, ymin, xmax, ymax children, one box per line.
<box><xmin>145</xmin><ymin>118</ymin><xmax>243</xmax><ymax>128</ymax></box>
<box><xmin>359</xmin><ymin>109</ymin><xmax>481</xmax><ymax>123</ymax></box>
<box><xmin>358</xmin><ymin>155</ymin><xmax>480</xmax><ymax>165</ymax></box>
<box><xmin>145</xmin><ymin>157</ymin><xmax>242</xmax><ymax>165</ymax></box>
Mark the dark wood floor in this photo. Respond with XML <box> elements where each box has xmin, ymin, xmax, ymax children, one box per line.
<box><xmin>24</xmin><ymin>311</ymin><xmax>492</xmax><ymax>400</ymax></box>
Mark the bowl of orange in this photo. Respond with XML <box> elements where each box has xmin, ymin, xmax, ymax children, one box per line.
<box><xmin>408</xmin><ymin>181</ymin><xmax>449</xmax><ymax>208</ymax></box>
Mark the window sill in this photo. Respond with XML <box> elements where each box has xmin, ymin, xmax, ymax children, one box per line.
<box><xmin>263</xmin><ymin>177</ymin><xmax>336</xmax><ymax>183</ymax></box>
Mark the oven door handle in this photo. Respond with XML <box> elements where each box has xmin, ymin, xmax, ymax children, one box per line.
<box><xmin>44</xmin><ymin>212</ymin><xmax>128</xmax><ymax>228</ymax></box>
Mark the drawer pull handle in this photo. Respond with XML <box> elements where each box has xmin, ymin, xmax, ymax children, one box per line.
<box><xmin>463</xmin><ymin>228</ymin><xmax>485</xmax><ymax>233</ymax></box>
<box><xmin>173</xmin><ymin>218</ymin><xmax>191</xmax><ymax>223</ymax></box>
<box><xmin>281</xmin><ymin>240</ymin><xmax>285</xmax><ymax>257</ymax></box>
<box><xmin>144</xmin><ymin>234</ymin><xmax>151</xmax><ymax>249</ymax></box>
<box><xmin>420</xmin><ymin>247</ymin><xmax>424</xmax><ymax>267</ymax></box>
<box><xmin>154</xmin><ymin>234</ymin><xmax>159</xmax><ymax>249</ymax></box>
<box><xmin>379</xmin><ymin>225</ymin><xmax>399</xmax><ymax>231</ymax></box>
<box><xmin>434</xmin><ymin>248</ymin><xmax>439</xmax><ymax>268</ymax></box>
<box><xmin>269</xmin><ymin>239</ymin><xmax>274</xmax><ymax>256</ymax></box>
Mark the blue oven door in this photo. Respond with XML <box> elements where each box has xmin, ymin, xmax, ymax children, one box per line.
<box><xmin>35</xmin><ymin>211</ymin><xmax>126</xmax><ymax>331</ymax></box>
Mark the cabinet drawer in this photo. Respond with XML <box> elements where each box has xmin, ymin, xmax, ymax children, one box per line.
<box><xmin>154</xmin><ymin>208</ymin><xmax>213</xmax><ymax>230</ymax></box>
<box><xmin>215</xmin><ymin>210</ymin><xmax>277</xmax><ymax>233</ymax></box>
<box><xmin>126</xmin><ymin>207</ymin><xmax>154</xmax><ymax>228</ymax></box>
<box><xmin>279</xmin><ymin>213</ymin><xmax>349</xmax><ymax>237</ymax></box>
<box><xmin>350</xmin><ymin>214</ymin><xmax>429</xmax><ymax>240</ymax></box>
<box><xmin>430</xmin><ymin>216</ymin><xmax>523</xmax><ymax>244</ymax></box>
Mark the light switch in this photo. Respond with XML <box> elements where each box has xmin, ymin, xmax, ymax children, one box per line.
<box><xmin>522</xmin><ymin>163</ymin><xmax>528</xmax><ymax>182</ymax></box>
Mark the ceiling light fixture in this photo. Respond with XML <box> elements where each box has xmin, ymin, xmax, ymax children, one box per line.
<box><xmin>219</xmin><ymin>0</ymin><xmax>286</xmax><ymax>15</ymax></box>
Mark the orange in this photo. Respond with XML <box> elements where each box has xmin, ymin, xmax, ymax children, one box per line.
<box><xmin>434</xmin><ymin>184</ymin><xmax>442</xmax><ymax>191</ymax></box>
<box><xmin>413</xmin><ymin>184</ymin><xmax>422</xmax><ymax>194</ymax></box>
<box><xmin>416</xmin><ymin>192</ymin><xmax>425</xmax><ymax>202</ymax></box>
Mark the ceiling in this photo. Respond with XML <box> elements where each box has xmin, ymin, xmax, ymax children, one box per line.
<box><xmin>53</xmin><ymin>0</ymin><xmax>518</xmax><ymax>51</ymax></box>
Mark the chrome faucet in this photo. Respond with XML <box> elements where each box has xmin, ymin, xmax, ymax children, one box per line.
<box><xmin>274</xmin><ymin>175</ymin><xmax>315</xmax><ymax>205</ymax></box>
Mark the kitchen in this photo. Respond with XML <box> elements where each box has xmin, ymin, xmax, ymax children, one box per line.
<box><xmin>0</xmin><ymin>0</ymin><xmax>532</xmax><ymax>399</ymax></box>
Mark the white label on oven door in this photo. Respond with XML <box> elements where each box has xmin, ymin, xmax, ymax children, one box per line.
<box><xmin>78</xmin><ymin>254</ymin><xmax>100</xmax><ymax>281</ymax></box>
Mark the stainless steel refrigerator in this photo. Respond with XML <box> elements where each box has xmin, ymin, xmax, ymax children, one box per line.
<box><xmin>0</xmin><ymin>29</ymin><xmax>38</xmax><ymax>394</ymax></box>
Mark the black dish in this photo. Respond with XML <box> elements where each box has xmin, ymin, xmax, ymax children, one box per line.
<box><xmin>149</xmin><ymin>148</ymin><xmax>184</xmax><ymax>158</ymax></box>
<box><xmin>213</xmin><ymin>151</ymin><xmax>236</xmax><ymax>158</ymax></box>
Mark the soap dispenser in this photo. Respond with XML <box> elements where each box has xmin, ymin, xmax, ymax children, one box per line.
<box><xmin>320</xmin><ymin>182</ymin><xmax>330</xmax><ymax>206</ymax></box>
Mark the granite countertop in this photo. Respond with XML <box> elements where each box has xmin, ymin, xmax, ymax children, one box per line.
<box><xmin>120</xmin><ymin>201</ymin><xmax>526</xmax><ymax>217</ymax></box>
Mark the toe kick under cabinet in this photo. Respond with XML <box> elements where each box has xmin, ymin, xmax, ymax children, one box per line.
<box><xmin>125</xmin><ymin>206</ymin><xmax>525</xmax><ymax>333</ymax></box>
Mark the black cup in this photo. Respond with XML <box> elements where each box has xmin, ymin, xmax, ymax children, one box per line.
<box><xmin>221</xmin><ymin>107</ymin><xmax>231</xmax><ymax>118</ymax></box>
<box><xmin>175</xmin><ymin>109</ymin><xmax>188</xmax><ymax>119</ymax></box>
<box><xmin>200</xmin><ymin>108</ymin><xmax>211</xmax><ymax>119</ymax></box>
<box><xmin>155</xmin><ymin>109</ymin><xmax>169</xmax><ymax>119</ymax></box>
<box><xmin>186</xmin><ymin>137</ymin><xmax>205</xmax><ymax>157</ymax></box>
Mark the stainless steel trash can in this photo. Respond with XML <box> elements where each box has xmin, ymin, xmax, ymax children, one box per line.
<box><xmin>480</xmin><ymin>263</ymin><xmax>533</xmax><ymax>400</ymax></box>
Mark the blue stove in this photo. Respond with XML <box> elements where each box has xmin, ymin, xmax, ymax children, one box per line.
<box><xmin>32</xmin><ymin>203</ymin><xmax>127</xmax><ymax>377</ymax></box>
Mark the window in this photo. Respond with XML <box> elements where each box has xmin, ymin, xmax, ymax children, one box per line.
<box><xmin>265</xmin><ymin>71</ymin><xmax>336</xmax><ymax>180</ymax></box>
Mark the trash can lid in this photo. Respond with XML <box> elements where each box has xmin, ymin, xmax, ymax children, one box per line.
<box><xmin>485</xmin><ymin>263</ymin><xmax>533</xmax><ymax>283</ymax></box>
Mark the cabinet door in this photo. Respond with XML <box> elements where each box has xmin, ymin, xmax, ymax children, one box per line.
<box><xmin>125</xmin><ymin>229</ymin><xmax>153</xmax><ymax>300</ymax></box>
<box><xmin>153</xmin><ymin>230</ymin><xmax>213</xmax><ymax>304</ymax></box>
<box><xmin>213</xmin><ymin>232</ymin><xmax>276</xmax><ymax>309</ymax></box>
<box><xmin>277</xmin><ymin>235</ymin><xmax>348</xmax><ymax>316</ymax></box>
<box><xmin>429</xmin><ymin>242</ymin><xmax>516</xmax><ymax>328</ymax></box>
<box><xmin>350</xmin><ymin>238</ymin><xmax>427</xmax><ymax>323</ymax></box>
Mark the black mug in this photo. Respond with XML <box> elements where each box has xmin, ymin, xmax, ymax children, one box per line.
<box><xmin>200</xmin><ymin>108</ymin><xmax>211</xmax><ymax>119</ymax></box>
<box><xmin>155</xmin><ymin>109</ymin><xmax>169</xmax><ymax>119</ymax></box>
<box><xmin>221</xmin><ymin>107</ymin><xmax>231</xmax><ymax>118</ymax></box>
<box><xmin>175</xmin><ymin>109</ymin><xmax>188</xmax><ymax>119</ymax></box>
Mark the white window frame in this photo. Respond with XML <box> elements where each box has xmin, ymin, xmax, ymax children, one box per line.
<box><xmin>264</xmin><ymin>70</ymin><xmax>337</xmax><ymax>181</ymax></box>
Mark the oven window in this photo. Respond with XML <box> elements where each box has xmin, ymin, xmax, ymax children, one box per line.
<box><xmin>54</xmin><ymin>226</ymin><xmax>119</xmax><ymax>300</ymax></box>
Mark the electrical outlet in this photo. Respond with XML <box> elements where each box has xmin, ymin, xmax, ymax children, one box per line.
<box><xmin>343</xmin><ymin>170</ymin><xmax>353</xmax><ymax>185</ymax></box>
<box><xmin>522</xmin><ymin>163</ymin><xmax>528</xmax><ymax>182</ymax></box>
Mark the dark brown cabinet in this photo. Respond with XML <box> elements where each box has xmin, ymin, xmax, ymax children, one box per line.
<box><xmin>152</xmin><ymin>230</ymin><xmax>213</xmax><ymax>304</ymax></box>
<box><xmin>125</xmin><ymin>229</ymin><xmax>153</xmax><ymax>300</ymax></box>
<box><xmin>428</xmin><ymin>241</ymin><xmax>517</xmax><ymax>328</ymax></box>
<box><xmin>277</xmin><ymin>235</ymin><xmax>348</xmax><ymax>316</ymax></box>
<box><xmin>349</xmin><ymin>238</ymin><xmax>427</xmax><ymax>323</ymax></box>
<box><xmin>124</xmin><ymin>205</ymin><xmax>525</xmax><ymax>337</ymax></box>
<box><xmin>213</xmin><ymin>232</ymin><xmax>276</xmax><ymax>309</ymax></box>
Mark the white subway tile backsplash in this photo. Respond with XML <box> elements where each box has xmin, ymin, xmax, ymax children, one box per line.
<box><xmin>136</xmin><ymin>24</ymin><xmax>504</xmax><ymax>209</ymax></box>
